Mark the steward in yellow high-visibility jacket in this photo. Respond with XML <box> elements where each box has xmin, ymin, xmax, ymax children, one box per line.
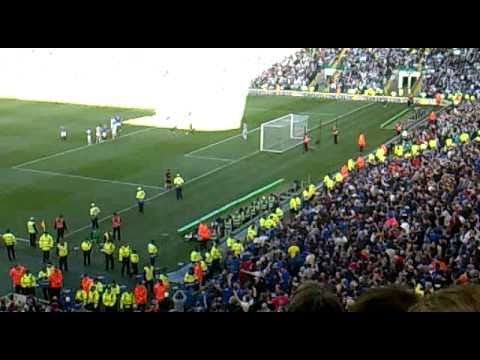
<box><xmin>335</xmin><ymin>172</ymin><xmax>343</xmax><ymax>183</ymax></box>
<box><xmin>136</xmin><ymin>187</ymin><xmax>146</xmax><ymax>213</ymax></box>
<box><xmin>275</xmin><ymin>207</ymin><xmax>284</xmax><ymax>219</ymax></box>
<box><xmin>102</xmin><ymin>287</ymin><xmax>117</xmax><ymax>311</ymax></box>
<box><xmin>347</xmin><ymin>159</ymin><xmax>355</xmax><ymax>172</ymax></box>
<box><xmin>39</xmin><ymin>232</ymin><xmax>54</xmax><ymax>263</ymax></box>
<box><xmin>246</xmin><ymin>225</ymin><xmax>257</xmax><ymax>241</ymax></box>
<box><xmin>120</xmin><ymin>290</ymin><xmax>134</xmax><ymax>311</ymax></box>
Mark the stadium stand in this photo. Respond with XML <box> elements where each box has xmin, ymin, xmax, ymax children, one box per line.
<box><xmin>3</xmin><ymin>49</ymin><xmax>480</xmax><ymax>312</ymax></box>
<box><xmin>421</xmin><ymin>48</ymin><xmax>480</xmax><ymax>98</ymax></box>
<box><xmin>251</xmin><ymin>48</ymin><xmax>340</xmax><ymax>91</ymax></box>
<box><xmin>335</xmin><ymin>48</ymin><xmax>422</xmax><ymax>94</ymax></box>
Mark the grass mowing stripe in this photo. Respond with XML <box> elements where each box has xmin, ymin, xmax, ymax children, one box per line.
<box><xmin>177</xmin><ymin>178</ymin><xmax>284</xmax><ymax>233</ymax></box>
<box><xmin>380</xmin><ymin>107</ymin><xmax>411</xmax><ymax>128</ymax></box>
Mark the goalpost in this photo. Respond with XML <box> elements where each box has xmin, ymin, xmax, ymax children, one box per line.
<box><xmin>260</xmin><ymin>114</ymin><xmax>309</xmax><ymax>153</ymax></box>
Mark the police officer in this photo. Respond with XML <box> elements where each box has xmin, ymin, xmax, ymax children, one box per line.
<box><xmin>173</xmin><ymin>173</ymin><xmax>185</xmax><ymax>200</ymax></box>
<box><xmin>120</xmin><ymin>287</ymin><xmax>134</xmax><ymax>312</ymax></box>
<box><xmin>118</xmin><ymin>243</ymin><xmax>131</xmax><ymax>277</ymax></box>
<box><xmin>102</xmin><ymin>239</ymin><xmax>116</xmax><ymax>271</ymax></box>
<box><xmin>39</xmin><ymin>231</ymin><xmax>54</xmax><ymax>263</ymax></box>
<box><xmin>144</xmin><ymin>263</ymin><xmax>155</xmax><ymax>294</ymax></box>
<box><xmin>81</xmin><ymin>238</ymin><xmax>92</xmax><ymax>266</ymax></box>
<box><xmin>57</xmin><ymin>240</ymin><xmax>69</xmax><ymax>272</ymax></box>
<box><xmin>20</xmin><ymin>269</ymin><xmax>36</xmax><ymax>296</ymax></box>
<box><xmin>90</xmin><ymin>202</ymin><xmax>101</xmax><ymax>230</ymax></box>
<box><xmin>2</xmin><ymin>229</ymin><xmax>16</xmax><ymax>261</ymax></box>
<box><xmin>130</xmin><ymin>249</ymin><xmax>140</xmax><ymax>277</ymax></box>
<box><xmin>26</xmin><ymin>217</ymin><xmax>38</xmax><ymax>248</ymax></box>
<box><xmin>147</xmin><ymin>240</ymin><xmax>158</xmax><ymax>267</ymax></box>
<box><xmin>136</xmin><ymin>187</ymin><xmax>146</xmax><ymax>213</ymax></box>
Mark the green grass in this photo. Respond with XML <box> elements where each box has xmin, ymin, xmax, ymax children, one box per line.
<box><xmin>0</xmin><ymin>96</ymin><xmax>407</xmax><ymax>294</ymax></box>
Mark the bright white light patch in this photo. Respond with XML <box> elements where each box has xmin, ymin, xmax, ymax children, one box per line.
<box><xmin>0</xmin><ymin>48</ymin><xmax>299</xmax><ymax>131</ymax></box>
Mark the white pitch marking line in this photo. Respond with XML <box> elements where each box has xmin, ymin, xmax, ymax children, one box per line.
<box><xmin>12</xmin><ymin>127</ymin><xmax>156</xmax><ymax>169</ymax></box>
<box><xmin>184</xmin><ymin>154</ymin><xmax>233</xmax><ymax>162</ymax></box>
<box><xmin>184</xmin><ymin>127</ymin><xmax>261</xmax><ymax>157</ymax></box>
<box><xmin>54</xmin><ymin>103</ymin><xmax>375</xmax><ymax>239</ymax></box>
<box><xmin>64</xmin><ymin>150</ymin><xmax>261</xmax><ymax>239</ymax></box>
<box><xmin>14</xmin><ymin>167</ymin><xmax>164</xmax><ymax>190</ymax></box>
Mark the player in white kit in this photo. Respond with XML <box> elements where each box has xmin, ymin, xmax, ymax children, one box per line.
<box><xmin>59</xmin><ymin>126</ymin><xmax>67</xmax><ymax>141</ymax></box>
<box><xmin>111</xmin><ymin>120</ymin><xmax>118</xmax><ymax>140</ymax></box>
<box><xmin>86</xmin><ymin>128</ymin><xmax>92</xmax><ymax>145</ymax></box>
<box><xmin>242</xmin><ymin>122</ymin><xmax>248</xmax><ymax>141</ymax></box>
<box><xmin>95</xmin><ymin>125</ymin><xmax>102</xmax><ymax>143</ymax></box>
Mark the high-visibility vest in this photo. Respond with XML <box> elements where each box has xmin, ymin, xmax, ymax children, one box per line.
<box><xmin>130</xmin><ymin>253</ymin><xmax>139</xmax><ymax>264</ymax></box>
<box><xmin>81</xmin><ymin>240</ymin><xmax>92</xmax><ymax>251</ymax></box>
<box><xmin>136</xmin><ymin>190</ymin><xmax>146</xmax><ymax>201</ymax></box>
<box><xmin>3</xmin><ymin>233</ymin><xmax>16</xmax><ymax>246</ymax></box>
<box><xmin>210</xmin><ymin>245</ymin><xmax>222</xmax><ymax>260</ymax></box>
<box><xmin>289</xmin><ymin>198</ymin><xmax>298</xmax><ymax>210</ymax></box>
<box><xmin>148</xmin><ymin>243</ymin><xmax>158</xmax><ymax>256</ymax></box>
<box><xmin>184</xmin><ymin>273</ymin><xmax>196</xmax><ymax>284</ymax></box>
<box><xmin>120</xmin><ymin>292</ymin><xmax>133</xmax><ymax>309</ymax></box>
<box><xmin>428</xmin><ymin>139</ymin><xmax>437</xmax><ymax>149</ymax></box>
<box><xmin>275</xmin><ymin>207</ymin><xmax>283</xmax><ymax>218</ymax></box>
<box><xmin>102</xmin><ymin>291</ymin><xmax>116</xmax><ymax>307</ymax></box>
<box><xmin>88</xmin><ymin>291</ymin><xmax>100</xmax><ymax>307</ymax></box>
<box><xmin>335</xmin><ymin>172</ymin><xmax>343</xmax><ymax>183</ymax></box>
<box><xmin>173</xmin><ymin>176</ymin><xmax>185</xmax><ymax>187</ymax></box>
<box><xmin>75</xmin><ymin>289</ymin><xmax>88</xmax><ymax>304</ymax></box>
<box><xmin>90</xmin><ymin>206</ymin><xmax>100</xmax><ymax>217</ymax></box>
<box><xmin>119</xmin><ymin>246</ymin><xmax>131</xmax><ymax>261</ymax></box>
<box><xmin>368</xmin><ymin>153</ymin><xmax>376</xmax><ymax>164</ymax></box>
<box><xmin>102</xmin><ymin>242</ymin><xmax>115</xmax><ymax>255</ymax></box>
<box><xmin>420</xmin><ymin>143</ymin><xmax>428</xmax><ymax>151</ymax></box>
<box><xmin>144</xmin><ymin>266</ymin><xmax>154</xmax><ymax>281</ymax></box>
<box><xmin>27</xmin><ymin>220</ymin><xmax>37</xmax><ymax>234</ymax></box>
<box><xmin>411</xmin><ymin>144</ymin><xmax>420</xmax><ymax>155</ymax></box>
<box><xmin>21</xmin><ymin>273</ymin><xmax>36</xmax><ymax>288</ymax></box>
<box><xmin>57</xmin><ymin>242</ymin><xmax>68</xmax><ymax>257</ymax></box>
<box><xmin>445</xmin><ymin>138</ymin><xmax>453</xmax><ymax>148</ymax></box>
<box><xmin>39</xmin><ymin>234</ymin><xmax>53</xmax><ymax>251</ymax></box>
<box><xmin>347</xmin><ymin>159</ymin><xmax>355</xmax><ymax>171</ymax></box>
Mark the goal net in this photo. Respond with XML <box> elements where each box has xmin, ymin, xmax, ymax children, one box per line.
<box><xmin>260</xmin><ymin>114</ymin><xmax>309</xmax><ymax>153</ymax></box>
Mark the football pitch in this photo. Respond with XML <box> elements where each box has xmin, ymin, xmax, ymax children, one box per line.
<box><xmin>0</xmin><ymin>95</ymin><xmax>409</xmax><ymax>293</ymax></box>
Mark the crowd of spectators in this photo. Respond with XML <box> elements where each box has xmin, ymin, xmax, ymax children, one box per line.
<box><xmin>173</xmin><ymin>99</ymin><xmax>479</xmax><ymax>312</ymax></box>
<box><xmin>335</xmin><ymin>48</ymin><xmax>421</xmax><ymax>93</ymax></box>
<box><xmin>422</xmin><ymin>48</ymin><xmax>480</xmax><ymax>98</ymax></box>
<box><xmin>251</xmin><ymin>48</ymin><xmax>340</xmax><ymax>91</ymax></box>
<box><xmin>3</xmin><ymin>99</ymin><xmax>480</xmax><ymax>312</ymax></box>
<box><xmin>4</xmin><ymin>49</ymin><xmax>480</xmax><ymax>312</ymax></box>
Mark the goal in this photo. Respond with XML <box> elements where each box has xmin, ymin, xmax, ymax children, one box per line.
<box><xmin>260</xmin><ymin>114</ymin><xmax>309</xmax><ymax>153</ymax></box>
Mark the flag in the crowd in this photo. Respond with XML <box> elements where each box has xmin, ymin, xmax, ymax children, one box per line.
<box><xmin>40</xmin><ymin>219</ymin><xmax>46</xmax><ymax>232</ymax></box>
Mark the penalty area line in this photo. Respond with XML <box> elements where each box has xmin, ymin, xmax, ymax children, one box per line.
<box><xmin>64</xmin><ymin>149</ymin><xmax>261</xmax><ymax>239</ymax></box>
